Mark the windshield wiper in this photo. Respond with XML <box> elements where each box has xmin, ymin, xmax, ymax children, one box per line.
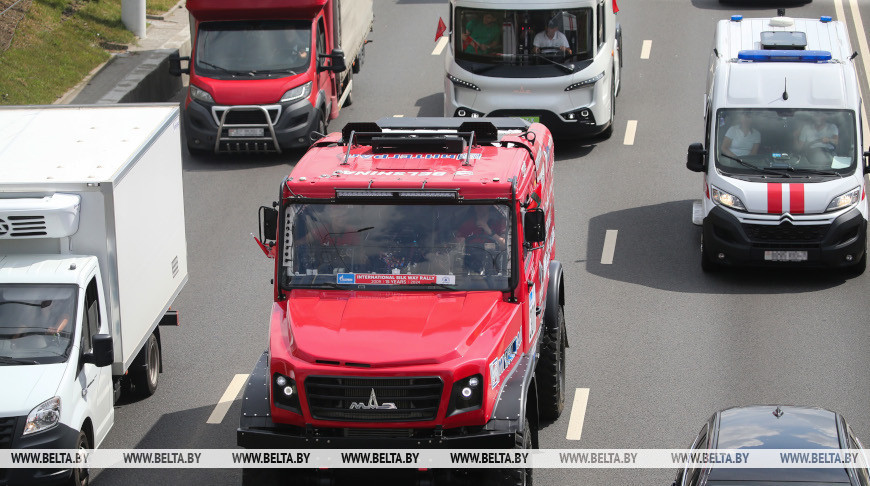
<box><xmin>532</xmin><ymin>54</ymin><xmax>575</xmax><ymax>74</ymax></box>
<box><xmin>0</xmin><ymin>356</ymin><xmax>39</xmax><ymax>365</ymax></box>
<box><xmin>720</xmin><ymin>153</ymin><xmax>790</xmax><ymax>178</ymax></box>
<box><xmin>248</xmin><ymin>68</ymin><xmax>298</xmax><ymax>76</ymax></box>
<box><xmin>198</xmin><ymin>61</ymin><xmax>250</xmax><ymax>76</ymax></box>
<box><xmin>777</xmin><ymin>166</ymin><xmax>843</xmax><ymax>178</ymax></box>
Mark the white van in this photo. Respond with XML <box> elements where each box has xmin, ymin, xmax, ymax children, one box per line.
<box><xmin>441</xmin><ymin>0</ymin><xmax>621</xmax><ymax>137</ymax></box>
<box><xmin>687</xmin><ymin>12</ymin><xmax>869</xmax><ymax>273</ymax></box>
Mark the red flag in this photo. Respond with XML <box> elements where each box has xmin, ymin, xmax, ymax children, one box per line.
<box><xmin>612</xmin><ymin>0</ymin><xmax>619</xmax><ymax>13</ymax></box>
<box><xmin>435</xmin><ymin>18</ymin><xmax>447</xmax><ymax>42</ymax></box>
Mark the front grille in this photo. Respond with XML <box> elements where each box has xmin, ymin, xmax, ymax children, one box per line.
<box><xmin>214</xmin><ymin>107</ymin><xmax>279</xmax><ymax>125</ymax></box>
<box><xmin>305</xmin><ymin>376</ymin><xmax>443</xmax><ymax>422</ymax></box>
<box><xmin>343</xmin><ymin>428</ymin><xmax>414</xmax><ymax>439</ymax></box>
<box><xmin>743</xmin><ymin>223</ymin><xmax>829</xmax><ymax>243</ymax></box>
<box><xmin>218</xmin><ymin>140</ymin><xmax>278</xmax><ymax>153</ymax></box>
<box><xmin>0</xmin><ymin>417</ymin><xmax>18</xmax><ymax>448</ymax></box>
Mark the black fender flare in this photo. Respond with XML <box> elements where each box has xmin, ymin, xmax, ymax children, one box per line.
<box><xmin>489</xmin><ymin>350</ymin><xmax>540</xmax><ymax>447</ymax></box>
<box><xmin>237</xmin><ymin>351</ymin><xmax>276</xmax><ymax>437</ymax></box>
<box><xmin>543</xmin><ymin>260</ymin><xmax>567</xmax><ymax>348</ymax></box>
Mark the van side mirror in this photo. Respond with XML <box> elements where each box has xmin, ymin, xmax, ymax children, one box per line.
<box><xmin>83</xmin><ymin>334</ymin><xmax>113</xmax><ymax>368</ymax></box>
<box><xmin>524</xmin><ymin>208</ymin><xmax>546</xmax><ymax>245</ymax></box>
<box><xmin>168</xmin><ymin>53</ymin><xmax>190</xmax><ymax>76</ymax></box>
<box><xmin>259</xmin><ymin>205</ymin><xmax>279</xmax><ymax>243</ymax></box>
<box><xmin>686</xmin><ymin>143</ymin><xmax>707</xmax><ymax>172</ymax></box>
<box><xmin>864</xmin><ymin>150</ymin><xmax>870</xmax><ymax>170</ymax></box>
<box><xmin>318</xmin><ymin>49</ymin><xmax>347</xmax><ymax>73</ymax></box>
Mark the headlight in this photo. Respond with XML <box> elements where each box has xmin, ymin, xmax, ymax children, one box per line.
<box><xmin>23</xmin><ymin>397</ymin><xmax>60</xmax><ymax>436</ymax></box>
<box><xmin>447</xmin><ymin>74</ymin><xmax>480</xmax><ymax>91</ymax></box>
<box><xmin>565</xmin><ymin>72</ymin><xmax>604</xmax><ymax>91</ymax></box>
<box><xmin>826</xmin><ymin>187</ymin><xmax>860</xmax><ymax>212</ymax></box>
<box><xmin>189</xmin><ymin>85</ymin><xmax>214</xmax><ymax>103</ymax></box>
<box><xmin>711</xmin><ymin>186</ymin><xmax>746</xmax><ymax>211</ymax></box>
<box><xmin>447</xmin><ymin>374</ymin><xmax>483</xmax><ymax>416</ymax></box>
<box><xmin>272</xmin><ymin>373</ymin><xmax>300</xmax><ymax>413</ymax></box>
<box><xmin>280</xmin><ymin>82</ymin><xmax>312</xmax><ymax>103</ymax></box>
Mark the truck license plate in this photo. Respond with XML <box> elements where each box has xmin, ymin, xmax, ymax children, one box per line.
<box><xmin>228</xmin><ymin>128</ymin><xmax>264</xmax><ymax>137</ymax></box>
<box><xmin>764</xmin><ymin>251</ymin><xmax>808</xmax><ymax>262</ymax></box>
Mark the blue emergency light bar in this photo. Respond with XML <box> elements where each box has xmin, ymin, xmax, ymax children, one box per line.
<box><xmin>737</xmin><ymin>49</ymin><xmax>832</xmax><ymax>62</ymax></box>
<box><xmin>731</xmin><ymin>15</ymin><xmax>742</xmax><ymax>22</ymax></box>
<box><xmin>820</xmin><ymin>16</ymin><xmax>832</xmax><ymax>23</ymax></box>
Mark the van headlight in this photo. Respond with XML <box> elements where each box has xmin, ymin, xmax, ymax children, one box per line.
<box><xmin>23</xmin><ymin>397</ymin><xmax>60</xmax><ymax>436</ymax></box>
<box><xmin>826</xmin><ymin>187</ymin><xmax>860</xmax><ymax>212</ymax></box>
<box><xmin>447</xmin><ymin>374</ymin><xmax>483</xmax><ymax>416</ymax></box>
<box><xmin>711</xmin><ymin>186</ymin><xmax>746</xmax><ymax>211</ymax></box>
<box><xmin>189</xmin><ymin>85</ymin><xmax>214</xmax><ymax>103</ymax></box>
<box><xmin>280</xmin><ymin>82</ymin><xmax>312</xmax><ymax>103</ymax></box>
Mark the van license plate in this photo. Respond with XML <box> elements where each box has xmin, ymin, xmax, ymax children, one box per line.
<box><xmin>228</xmin><ymin>128</ymin><xmax>264</xmax><ymax>137</ymax></box>
<box><xmin>764</xmin><ymin>251</ymin><xmax>808</xmax><ymax>262</ymax></box>
<box><xmin>518</xmin><ymin>116</ymin><xmax>540</xmax><ymax>123</ymax></box>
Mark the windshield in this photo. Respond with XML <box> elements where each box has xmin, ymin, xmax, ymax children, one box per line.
<box><xmin>454</xmin><ymin>7</ymin><xmax>592</xmax><ymax>76</ymax></box>
<box><xmin>282</xmin><ymin>203</ymin><xmax>513</xmax><ymax>291</ymax></box>
<box><xmin>715</xmin><ymin>109</ymin><xmax>858</xmax><ymax>178</ymax></box>
<box><xmin>195</xmin><ymin>20</ymin><xmax>311</xmax><ymax>78</ymax></box>
<box><xmin>0</xmin><ymin>285</ymin><xmax>77</xmax><ymax>364</ymax></box>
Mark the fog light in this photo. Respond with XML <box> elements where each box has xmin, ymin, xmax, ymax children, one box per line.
<box><xmin>718</xmin><ymin>253</ymin><xmax>725</xmax><ymax>260</ymax></box>
<box><xmin>283</xmin><ymin>386</ymin><xmax>294</xmax><ymax>396</ymax></box>
<box><xmin>276</xmin><ymin>376</ymin><xmax>287</xmax><ymax>387</ymax></box>
<box><xmin>461</xmin><ymin>387</ymin><xmax>473</xmax><ymax>399</ymax></box>
<box><xmin>581</xmin><ymin>110</ymin><xmax>589</xmax><ymax>118</ymax></box>
<box><xmin>468</xmin><ymin>376</ymin><xmax>480</xmax><ymax>388</ymax></box>
<box><xmin>846</xmin><ymin>254</ymin><xmax>854</xmax><ymax>262</ymax></box>
<box><xmin>567</xmin><ymin>113</ymin><xmax>575</xmax><ymax>120</ymax></box>
<box><xmin>457</xmin><ymin>109</ymin><xmax>467</xmax><ymax>117</ymax></box>
<box><xmin>471</xmin><ymin>113</ymin><xmax>480</xmax><ymax>118</ymax></box>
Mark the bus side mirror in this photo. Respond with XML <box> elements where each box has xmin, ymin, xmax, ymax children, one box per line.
<box><xmin>524</xmin><ymin>208</ymin><xmax>546</xmax><ymax>244</ymax></box>
<box><xmin>687</xmin><ymin>143</ymin><xmax>707</xmax><ymax>172</ymax></box>
<box><xmin>83</xmin><ymin>334</ymin><xmax>113</xmax><ymax>368</ymax></box>
<box><xmin>168</xmin><ymin>53</ymin><xmax>190</xmax><ymax>76</ymax></box>
<box><xmin>259</xmin><ymin>205</ymin><xmax>278</xmax><ymax>243</ymax></box>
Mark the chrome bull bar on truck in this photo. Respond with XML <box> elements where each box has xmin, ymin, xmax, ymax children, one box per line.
<box><xmin>211</xmin><ymin>105</ymin><xmax>282</xmax><ymax>154</ymax></box>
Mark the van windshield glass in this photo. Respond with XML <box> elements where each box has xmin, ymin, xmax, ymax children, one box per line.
<box><xmin>454</xmin><ymin>7</ymin><xmax>592</xmax><ymax>72</ymax></box>
<box><xmin>195</xmin><ymin>20</ymin><xmax>312</xmax><ymax>78</ymax></box>
<box><xmin>715</xmin><ymin>109</ymin><xmax>857</xmax><ymax>177</ymax></box>
<box><xmin>0</xmin><ymin>285</ymin><xmax>77</xmax><ymax>364</ymax></box>
<box><xmin>282</xmin><ymin>203</ymin><xmax>512</xmax><ymax>291</ymax></box>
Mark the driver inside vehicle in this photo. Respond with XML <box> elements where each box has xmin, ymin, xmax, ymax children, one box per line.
<box><xmin>794</xmin><ymin>112</ymin><xmax>839</xmax><ymax>165</ymax></box>
<box><xmin>457</xmin><ymin>205</ymin><xmax>508</xmax><ymax>274</ymax></box>
<box><xmin>533</xmin><ymin>19</ymin><xmax>572</xmax><ymax>54</ymax></box>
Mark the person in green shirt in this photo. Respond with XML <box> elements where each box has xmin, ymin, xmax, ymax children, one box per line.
<box><xmin>463</xmin><ymin>13</ymin><xmax>501</xmax><ymax>54</ymax></box>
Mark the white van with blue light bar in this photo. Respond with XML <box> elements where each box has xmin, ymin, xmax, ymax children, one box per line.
<box><xmin>686</xmin><ymin>10</ymin><xmax>870</xmax><ymax>273</ymax></box>
<box><xmin>438</xmin><ymin>0</ymin><xmax>621</xmax><ymax>138</ymax></box>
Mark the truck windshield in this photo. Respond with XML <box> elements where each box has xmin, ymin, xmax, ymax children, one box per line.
<box><xmin>715</xmin><ymin>109</ymin><xmax>858</xmax><ymax>177</ymax></box>
<box><xmin>0</xmin><ymin>285</ymin><xmax>77</xmax><ymax>364</ymax></box>
<box><xmin>283</xmin><ymin>203</ymin><xmax>513</xmax><ymax>291</ymax></box>
<box><xmin>195</xmin><ymin>20</ymin><xmax>312</xmax><ymax>78</ymax></box>
<box><xmin>454</xmin><ymin>7</ymin><xmax>593</xmax><ymax>76</ymax></box>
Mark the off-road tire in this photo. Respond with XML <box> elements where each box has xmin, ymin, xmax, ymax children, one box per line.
<box><xmin>132</xmin><ymin>333</ymin><xmax>160</xmax><ymax>397</ymax></box>
<box><xmin>487</xmin><ymin>417</ymin><xmax>532</xmax><ymax>486</ymax></box>
<box><xmin>537</xmin><ymin>305</ymin><xmax>566</xmax><ymax>421</ymax></box>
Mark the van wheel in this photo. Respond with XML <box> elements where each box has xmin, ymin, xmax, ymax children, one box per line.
<box><xmin>68</xmin><ymin>430</ymin><xmax>89</xmax><ymax>486</ymax></box>
<box><xmin>537</xmin><ymin>305</ymin><xmax>566</xmax><ymax>421</ymax></box>
<box><xmin>487</xmin><ymin>418</ymin><xmax>532</xmax><ymax>486</ymax></box>
<box><xmin>309</xmin><ymin>112</ymin><xmax>327</xmax><ymax>146</ymax></box>
<box><xmin>132</xmin><ymin>333</ymin><xmax>160</xmax><ymax>397</ymax></box>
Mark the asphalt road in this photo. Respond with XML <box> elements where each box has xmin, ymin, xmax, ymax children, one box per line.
<box><xmin>94</xmin><ymin>0</ymin><xmax>870</xmax><ymax>484</ymax></box>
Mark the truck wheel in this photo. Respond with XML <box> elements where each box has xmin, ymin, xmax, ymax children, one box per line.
<box><xmin>68</xmin><ymin>430</ymin><xmax>90</xmax><ymax>486</ymax></box>
<box><xmin>487</xmin><ymin>418</ymin><xmax>532</xmax><ymax>486</ymax></box>
<box><xmin>537</xmin><ymin>305</ymin><xmax>566</xmax><ymax>421</ymax></box>
<box><xmin>132</xmin><ymin>333</ymin><xmax>160</xmax><ymax>397</ymax></box>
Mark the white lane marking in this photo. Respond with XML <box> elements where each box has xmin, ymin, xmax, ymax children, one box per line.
<box><xmin>623</xmin><ymin>120</ymin><xmax>638</xmax><ymax>145</ymax></box>
<box><xmin>206</xmin><ymin>374</ymin><xmax>248</xmax><ymax>424</ymax></box>
<box><xmin>601</xmin><ymin>230</ymin><xmax>618</xmax><ymax>265</ymax></box>
<box><xmin>640</xmin><ymin>40</ymin><xmax>652</xmax><ymax>59</ymax></box>
<box><xmin>847</xmin><ymin>0</ymin><xmax>870</xmax><ymax>147</ymax></box>
<box><xmin>393</xmin><ymin>114</ymin><xmax>404</xmax><ymax>117</ymax></box>
<box><xmin>566</xmin><ymin>388</ymin><xmax>590</xmax><ymax>440</ymax></box>
<box><xmin>432</xmin><ymin>36</ymin><xmax>449</xmax><ymax>56</ymax></box>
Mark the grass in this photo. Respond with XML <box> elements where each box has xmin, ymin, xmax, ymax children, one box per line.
<box><xmin>0</xmin><ymin>0</ymin><xmax>179</xmax><ymax>105</ymax></box>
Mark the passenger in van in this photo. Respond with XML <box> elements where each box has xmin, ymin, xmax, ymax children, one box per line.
<box><xmin>720</xmin><ymin>112</ymin><xmax>760</xmax><ymax>158</ymax></box>
<box><xmin>533</xmin><ymin>19</ymin><xmax>572</xmax><ymax>54</ymax></box>
<box><xmin>794</xmin><ymin>112</ymin><xmax>839</xmax><ymax>165</ymax></box>
<box><xmin>463</xmin><ymin>13</ymin><xmax>501</xmax><ymax>54</ymax></box>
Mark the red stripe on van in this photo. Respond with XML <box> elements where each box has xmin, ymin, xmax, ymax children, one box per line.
<box><xmin>790</xmin><ymin>184</ymin><xmax>804</xmax><ymax>214</ymax></box>
<box><xmin>768</xmin><ymin>184</ymin><xmax>783</xmax><ymax>214</ymax></box>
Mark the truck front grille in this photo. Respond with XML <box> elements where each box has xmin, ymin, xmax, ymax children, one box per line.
<box><xmin>305</xmin><ymin>376</ymin><xmax>442</xmax><ymax>422</ymax></box>
<box><xmin>0</xmin><ymin>417</ymin><xmax>18</xmax><ymax>448</ymax></box>
<box><xmin>213</xmin><ymin>107</ymin><xmax>280</xmax><ymax>125</ymax></box>
<box><xmin>743</xmin><ymin>223</ymin><xmax>829</xmax><ymax>243</ymax></box>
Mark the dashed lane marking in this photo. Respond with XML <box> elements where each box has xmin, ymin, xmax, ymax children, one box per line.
<box><xmin>601</xmin><ymin>230</ymin><xmax>618</xmax><ymax>265</ymax></box>
<box><xmin>566</xmin><ymin>388</ymin><xmax>590</xmax><ymax>440</ymax></box>
<box><xmin>640</xmin><ymin>40</ymin><xmax>652</xmax><ymax>59</ymax></box>
<box><xmin>432</xmin><ymin>36</ymin><xmax>449</xmax><ymax>56</ymax></box>
<box><xmin>206</xmin><ymin>374</ymin><xmax>248</xmax><ymax>424</ymax></box>
<box><xmin>623</xmin><ymin>120</ymin><xmax>638</xmax><ymax>145</ymax></box>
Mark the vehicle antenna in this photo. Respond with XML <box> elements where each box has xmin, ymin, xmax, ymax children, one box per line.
<box><xmin>773</xmin><ymin>406</ymin><xmax>784</xmax><ymax>418</ymax></box>
<box><xmin>782</xmin><ymin>78</ymin><xmax>789</xmax><ymax>101</ymax></box>
<box><xmin>777</xmin><ymin>8</ymin><xmax>785</xmax><ymax>17</ymax></box>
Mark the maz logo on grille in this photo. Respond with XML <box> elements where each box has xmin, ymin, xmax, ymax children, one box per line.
<box><xmin>349</xmin><ymin>388</ymin><xmax>397</xmax><ymax>410</ymax></box>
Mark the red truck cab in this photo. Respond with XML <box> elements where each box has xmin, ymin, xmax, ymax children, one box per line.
<box><xmin>170</xmin><ymin>0</ymin><xmax>373</xmax><ymax>154</ymax></box>
<box><xmin>238</xmin><ymin>118</ymin><xmax>567</xmax><ymax>485</ymax></box>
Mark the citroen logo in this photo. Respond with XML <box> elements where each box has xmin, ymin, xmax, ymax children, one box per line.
<box><xmin>349</xmin><ymin>388</ymin><xmax>397</xmax><ymax>410</ymax></box>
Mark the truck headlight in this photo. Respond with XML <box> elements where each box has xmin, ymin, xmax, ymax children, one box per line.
<box><xmin>711</xmin><ymin>186</ymin><xmax>746</xmax><ymax>211</ymax></box>
<box><xmin>447</xmin><ymin>374</ymin><xmax>483</xmax><ymax>416</ymax></box>
<box><xmin>23</xmin><ymin>397</ymin><xmax>60</xmax><ymax>436</ymax></box>
<box><xmin>280</xmin><ymin>82</ymin><xmax>312</xmax><ymax>103</ymax></box>
<box><xmin>826</xmin><ymin>187</ymin><xmax>860</xmax><ymax>212</ymax></box>
<box><xmin>189</xmin><ymin>85</ymin><xmax>214</xmax><ymax>103</ymax></box>
<box><xmin>272</xmin><ymin>373</ymin><xmax>300</xmax><ymax>413</ymax></box>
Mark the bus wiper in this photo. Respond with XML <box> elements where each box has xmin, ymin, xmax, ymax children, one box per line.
<box><xmin>720</xmin><ymin>153</ymin><xmax>790</xmax><ymax>178</ymax></box>
<box><xmin>532</xmin><ymin>54</ymin><xmax>575</xmax><ymax>74</ymax></box>
<box><xmin>0</xmin><ymin>356</ymin><xmax>39</xmax><ymax>365</ymax></box>
<box><xmin>199</xmin><ymin>61</ymin><xmax>250</xmax><ymax>76</ymax></box>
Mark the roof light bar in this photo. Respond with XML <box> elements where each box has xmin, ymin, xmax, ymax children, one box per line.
<box><xmin>737</xmin><ymin>49</ymin><xmax>832</xmax><ymax>62</ymax></box>
<box><xmin>820</xmin><ymin>16</ymin><xmax>832</xmax><ymax>23</ymax></box>
<box><xmin>335</xmin><ymin>189</ymin><xmax>458</xmax><ymax>199</ymax></box>
<box><xmin>731</xmin><ymin>15</ymin><xmax>743</xmax><ymax>22</ymax></box>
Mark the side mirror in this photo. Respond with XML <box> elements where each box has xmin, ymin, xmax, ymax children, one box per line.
<box><xmin>524</xmin><ymin>208</ymin><xmax>546</xmax><ymax>245</ymax></box>
<box><xmin>864</xmin><ymin>150</ymin><xmax>870</xmax><ymax>170</ymax></box>
<box><xmin>168</xmin><ymin>53</ymin><xmax>190</xmax><ymax>76</ymax></box>
<box><xmin>259</xmin><ymin>205</ymin><xmax>278</xmax><ymax>243</ymax></box>
<box><xmin>318</xmin><ymin>49</ymin><xmax>347</xmax><ymax>73</ymax></box>
<box><xmin>686</xmin><ymin>142</ymin><xmax>707</xmax><ymax>173</ymax></box>
<box><xmin>83</xmin><ymin>334</ymin><xmax>113</xmax><ymax>368</ymax></box>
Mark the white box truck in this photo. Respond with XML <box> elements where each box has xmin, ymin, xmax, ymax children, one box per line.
<box><xmin>0</xmin><ymin>104</ymin><xmax>187</xmax><ymax>484</ymax></box>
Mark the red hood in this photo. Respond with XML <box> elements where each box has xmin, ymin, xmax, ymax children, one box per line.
<box><xmin>285</xmin><ymin>290</ymin><xmax>509</xmax><ymax>367</ymax></box>
<box><xmin>192</xmin><ymin>74</ymin><xmax>310</xmax><ymax>105</ymax></box>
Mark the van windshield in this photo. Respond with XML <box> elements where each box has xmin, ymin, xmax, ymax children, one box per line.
<box><xmin>282</xmin><ymin>203</ymin><xmax>513</xmax><ymax>291</ymax></box>
<box><xmin>0</xmin><ymin>285</ymin><xmax>77</xmax><ymax>364</ymax></box>
<box><xmin>195</xmin><ymin>20</ymin><xmax>312</xmax><ymax>79</ymax></box>
<box><xmin>715</xmin><ymin>109</ymin><xmax>858</xmax><ymax>177</ymax></box>
<box><xmin>454</xmin><ymin>7</ymin><xmax>593</xmax><ymax>76</ymax></box>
